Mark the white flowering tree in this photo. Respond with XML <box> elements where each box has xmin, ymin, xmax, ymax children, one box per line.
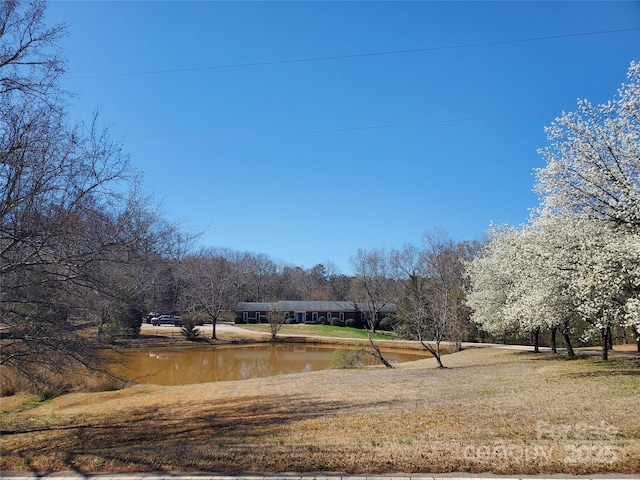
<box><xmin>468</xmin><ymin>224</ymin><xmax>562</xmax><ymax>353</ymax></box>
<box><xmin>563</xmin><ymin>219</ymin><xmax>640</xmax><ymax>359</ymax></box>
<box><xmin>467</xmin><ymin>62</ymin><xmax>640</xmax><ymax>359</ymax></box>
<box><xmin>516</xmin><ymin>216</ymin><xmax>583</xmax><ymax>356</ymax></box>
<box><xmin>535</xmin><ymin>62</ymin><xmax>640</xmax><ymax>229</ymax></box>
<box><xmin>464</xmin><ymin>225</ymin><xmax>523</xmax><ymax>340</ymax></box>
<box><xmin>529</xmin><ymin>213</ymin><xmax>640</xmax><ymax>358</ymax></box>
<box><xmin>533</xmin><ymin>61</ymin><xmax>640</xmax><ymax>358</ymax></box>
<box><xmin>467</xmin><ymin>215</ymin><xmax>640</xmax><ymax>359</ymax></box>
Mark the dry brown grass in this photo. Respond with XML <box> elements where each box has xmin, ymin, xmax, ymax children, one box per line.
<box><xmin>1</xmin><ymin>347</ymin><xmax>638</xmax><ymax>475</ymax></box>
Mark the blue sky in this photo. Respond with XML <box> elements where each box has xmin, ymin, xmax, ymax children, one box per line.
<box><xmin>46</xmin><ymin>1</ymin><xmax>639</xmax><ymax>273</ymax></box>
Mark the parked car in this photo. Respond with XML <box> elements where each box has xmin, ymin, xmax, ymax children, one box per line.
<box><xmin>150</xmin><ymin>315</ymin><xmax>184</xmax><ymax>327</ymax></box>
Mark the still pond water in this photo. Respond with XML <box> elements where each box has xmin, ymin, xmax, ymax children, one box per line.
<box><xmin>112</xmin><ymin>344</ymin><xmax>427</xmax><ymax>386</ymax></box>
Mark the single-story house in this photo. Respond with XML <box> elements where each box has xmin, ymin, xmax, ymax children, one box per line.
<box><xmin>235</xmin><ymin>300</ymin><xmax>397</xmax><ymax>324</ymax></box>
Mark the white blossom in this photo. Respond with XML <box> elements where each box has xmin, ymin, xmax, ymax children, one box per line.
<box><xmin>535</xmin><ymin>61</ymin><xmax>640</xmax><ymax>229</ymax></box>
<box><xmin>466</xmin><ymin>63</ymin><xmax>640</xmax><ymax>357</ymax></box>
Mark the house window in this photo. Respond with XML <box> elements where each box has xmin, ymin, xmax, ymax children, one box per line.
<box><xmin>327</xmin><ymin>312</ymin><xmax>332</xmax><ymax>321</ymax></box>
<box><xmin>255</xmin><ymin>311</ymin><xmax>260</xmax><ymax>321</ymax></box>
<box><xmin>312</xmin><ymin>312</ymin><xmax>319</xmax><ymax>323</ymax></box>
<box><xmin>243</xmin><ymin>312</ymin><xmax>248</xmax><ymax>322</ymax></box>
<box><xmin>339</xmin><ymin>312</ymin><xmax>345</xmax><ymax>322</ymax></box>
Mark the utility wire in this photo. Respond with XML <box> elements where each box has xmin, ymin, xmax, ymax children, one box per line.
<box><xmin>0</xmin><ymin>111</ymin><xmax>560</xmax><ymax>152</ymax></box>
<box><xmin>120</xmin><ymin>111</ymin><xmax>559</xmax><ymax>146</ymax></box>
<box><xmin>66</xmin><ymin>27</ymin><xmax>640</xmax><ymax>80</ymax></box>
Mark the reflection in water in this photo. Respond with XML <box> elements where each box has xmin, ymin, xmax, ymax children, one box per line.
<box><xmin>111</xmin><ymin>344</ymin><xmax>426</xmax><ymax>386</ymax></box>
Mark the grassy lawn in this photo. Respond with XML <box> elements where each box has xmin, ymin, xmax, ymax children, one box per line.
<box><xmin>236</xmin><ymin>323</ymin><xmax>397</xmax><ymax>341</ymax></box>
<box><xmin>1</xmin><ymin>346</ymin><xmax>638</xmax><ymax>475</ymax></box>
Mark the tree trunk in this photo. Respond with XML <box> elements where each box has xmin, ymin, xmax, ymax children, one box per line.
<box><xmin>601</xmin><ymin>327</ymin><xmax>609</xmax><ymax>361</ymax></box>
<box><xmin>211</xmin><ymin>317</ymin><xmax>217</xmax><ymax>340</ymax></box>
<box><xmin>551</xmin><ymin>327</ymin><xmax>557</xmax><ymax>354</ymax></box>
<box><xmin>561</xmin><ymin>320</ymin><xmax>575</xmax><ymax>358</ymax></box>
<box><xmin>418</xmin><ymin>332</ymin><xmax>445</xmax><ymax>368</ymax></box>
<box><xmin>434</xmin><ymin>340</ymin><xmax>445</xmax><ymax>368</ymax></box>
<box><xmin>367</xmin><ymin>333</ymin><xmax>392</xmax><ymax>368</ymax></box>
<box><xmin>533</xmin><ymin>327</ymin><xmax>540</xmax><ymax>353</ymax></box>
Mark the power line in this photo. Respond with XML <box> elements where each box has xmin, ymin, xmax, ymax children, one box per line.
<box><xmin>66</xmin><ymin>27</ymin><xmax>640</xmax><ymax>80</ymax></box>
<box><xmin>120</xmin><ymin>111</ymin><xmax>559</xmax><ymax>146</ymax></box>
<box><xmin>0</xmin><ymin>111</ymin><xmax>561</xmax><ymax>152</ymax></box>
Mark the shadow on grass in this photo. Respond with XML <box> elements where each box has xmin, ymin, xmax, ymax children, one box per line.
<box><xmin>2</xmin><ymin>392</ymin><xmax>344</xmax><ymax>474</ymax></box>
<box><xmin>515</xmin><ymin>351</ymin><xmax>592</xmax><ymax>361</ymax></box>
<box><xmin>570</xmin><ymin>369</ymin><xmax>640</xmax><ymax>377</ymax></box>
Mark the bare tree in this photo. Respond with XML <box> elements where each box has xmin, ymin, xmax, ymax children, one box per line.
<box><xmin>394</xmin><ymin>230</ymin><xmax>475</xmax><ymax>368</ymax></box>
<box><xmin>349</xmin><ymin>248</ymin><xmax>396</xmax><ymax>368</ymax></box>
<box><xmin>445</xmin><ymin>240</ymin><xmax>481</xmax><ymax>351</ymax></box>
<box><xmin>179</xmin><ymin>247</ymin><xmax>237</xmax><ymax>339</ymax></box>
<box><xmin>0</xmin><ymin>0</ymin><xmax>66</xmax><ymax>102</ymax></box>
<box><xmin>0</xmin><ymin>1</ymin><xmax>189</xmax><ymax>391</ymax></box>
<box><xmin>267</xmin><ymin>301</ymin><xmax>286</xmax><ymax>340</ymax></box>
<box><xmin>393</xmin><ymin>243</ymin><xmax>447</xmax><ymax>368</ymax></box>
<box><xmin>219</xmin><ymin>248</ymin><xmax>251</xmax><ymax>306</ymax></box>
<box><xmin>244</xmin><ymin>252</ymin><xmax>277</xmax><ymax>301</ymax></box>
<box><xmin>273</xmin><ymin>265</ymin><xmax>307</xmax><ymax>301</ymax></box>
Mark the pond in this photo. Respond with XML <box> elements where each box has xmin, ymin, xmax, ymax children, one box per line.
<box><xmin>111</xmin><ymin>343</ymin><xmax>428</xmax><ymax>386</ymax></box>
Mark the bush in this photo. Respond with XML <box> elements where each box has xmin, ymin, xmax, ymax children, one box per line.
<box><xmin>259</xmin><ymin>315</ymin><xmax>268</xmax><ymax>324</ymax></box>
<box><xmin>180</xmin><ymin>320</ymin><xmax>200</xmax><ymax>341</ymax></box>
<box><xmin>379</xmin><ymin>317</ymin><xmax>396</xmax><ymax>331</ymax></box>
<box><xmin>100</xmin><ymin>306</ymin><xmax>144</xmax><ymax>343</ymax></box>
<box><xmin>331</xmin><ymin>317</ymin><xmax>345</xmax><ymax>327</ymax></box>
<box><xmin>118</xmin><ymin>307</ymin><xmax>144</xmax><ymax>337</ymax></box>
<box><xmin>330</xmin><ymin>347</ymin><xmax>363</xmax><ymax>369</ymax></box>
<box><xmin>234</xmin><ymin>316</ymin><xmax>246</xmax><ymax>324</ymax></box>
<box><xmin>345</xmin><ymin>318</ymin><xmax>364</xmax><ymax>329</ymax></box>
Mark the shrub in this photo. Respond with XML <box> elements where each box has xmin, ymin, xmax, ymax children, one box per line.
<box><xmin>99</xmin><ymin>306</ymin><xmax>144</xmax><ymax>343</ymax></box>
<box><xmin>180</xmin><ymin>320</ymin><xmax>200</xmax><ymax>341</ymax></box>
<box><xmin>330</xmin><ymin>347</ymin><xmax>363</xmax><ymax>369</ymax></box>
<box><xmin>119</xmin><ymin>307</ymin><xmax>144</xmax><ymax>337</ymax></box>
<box><xmin>234</xmin><ymin>316</ymin><xmax>246</xmax><ymax>324</ymax></box>
<box><xmin>379</xmin><ymin>317</ymin><xmax>396</xmax><ymax>331</ymax></box>
<box><xmin>330</xmin><ymin>317</ymin><xmax>345</xmax><ymax>327</ymax></box>
<box><xmin>345</xmin><ymin>318</ymin><xmax>365</xmax><ymax>329</ymax></box>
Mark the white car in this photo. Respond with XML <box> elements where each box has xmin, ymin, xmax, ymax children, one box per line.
<box><xmin>150</xmin><ymin>315</ymin><xmax>184</xmax><ymax>327</ymax></box>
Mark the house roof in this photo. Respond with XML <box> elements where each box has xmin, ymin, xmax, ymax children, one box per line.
<box><xmin>236</xmin><ymin>300</ymin><xmax>397</xmax><ymax>313</ymax></box>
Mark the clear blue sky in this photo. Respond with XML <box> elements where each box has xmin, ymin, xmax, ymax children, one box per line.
<box><xmin>46</xmin><ymin>1</ymin><xmax>640</xmax><ymax>273</ymax></box>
